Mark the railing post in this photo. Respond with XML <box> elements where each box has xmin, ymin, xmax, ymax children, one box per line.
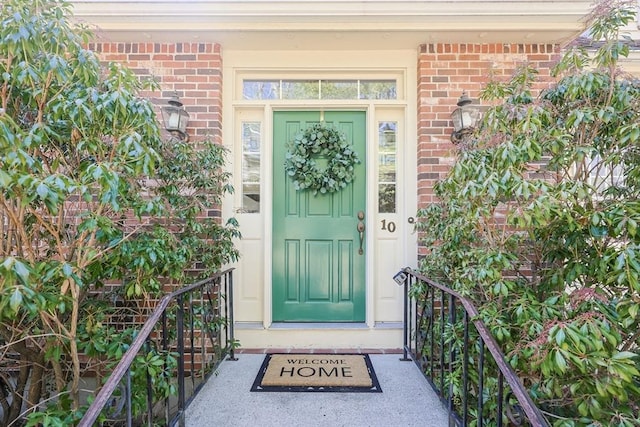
<box><xmin>200</xmin><ymin>287</ymin><xmax>206</xmax><ymax>379</ymax></box>
<box><xmin>447</xmin><ymin>294</ymin><xmax>456</xmax><ymax>425</ymax></box>
<box><xmin>411</xmin><ymin>286</ymin><xmax>417</xmax><ymax>362</ymax></box>
<box><xmin>176</xmin><ymin>294</ymin><xmax>186</xmax><ymax>427</ymax></box>
<box><xmin>497</xmin><ymin>371</ymin><xmax>505</xmax><ymax>427</ymax></box>
<box><xmin>145</xmin><ymin>340</ymin><xmax>153</xmax><ymax>427</ymax></box>
<box><xmin>478</xmin><ymin>338</ymin><xmax>485</xmax><ymax>427</ymax></box>
<box><xmin>429</xmin><ymin>287</ymin><xmax>435</xmax><ymax>380</ymax></box>
<box><xmin>126</xmin><ymin>368</ymin><xmax>132</xmax><ymax>427</ymax></box>
<box><xmin>162</xmin><ymin>310</ymin><xmax>170</xmax><ymax>425</ymax></box>
<box><xmin>440</xmin><ymin>290</ymin><xmax>446</xmax><ymax>397</ymax></box>
<box><xmin>227</xmin><ymin>270</ymin><xmax>237</xmax><ymax>361</ymax></box>
<box><xmin>189</xmin><ymin>292</ymin><xmax>195</xmax><ymax>387</ymax></box>
<box><xmin>462</xmin><ymin>312</ymin><xmax>470</xmax><ymax>426</ymax></box>
<box><xmin>401</xmin><ymin>269</ymin><xmax>411</xmax><ymax>361</ymax></box>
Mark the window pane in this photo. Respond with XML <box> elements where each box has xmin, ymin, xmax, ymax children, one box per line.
<box><xmin>242</xmin><ymin>183</ymin><xmax>261</xmax><ymax>213</ymax></box>
<box><xmin>281</xmin><ymin>80</ymin><xmax>319</xmax><ymax>99</ymax></box>
<box><xmin>378</xmin><ymin>121</ymin><xmax>397</xmax><ymax>213</ymax></box>
<box><xmin>242</xmin><ymin>122</ymin><xmax>261</xmax><ymax>212</ymax></box>
<box><xmin>378</xmin><ymin>158</ymin><xmax>396</xmax><ymax>182</ymax></box>
<box><xmin>243</xmin><ymin>80</ymin><xmax>279</xmax><ymax>100</ymax></box>
<box><xmin>242</xmin><ymin>154</ymin><xmax>260</xmax><ymax>182</ymax></box>
<box><xmin>379</xmin><ymin>122</ymin><xmax>396</xmax><ymax>150</ymax></box>
<box><xmin>321</xmin><ymin>80</ymin><xmax>358</xmax><ymax>99</ymax></box>
<box><xmin>242</xmin><ymin>79</ymin><xmax>398</xmax><ymax>100</ymax></box>
<box><xmin>360</xmin><ymin>80</ymin><xmax>397</xmax><ymax>99</ymax></box>
<box><xmin>378</xmin><ymin>184</ymin><xmax>396</xmax><ymax>213</ymax></box>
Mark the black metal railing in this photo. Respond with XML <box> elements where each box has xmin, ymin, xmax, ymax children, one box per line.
<box><xmin>395</xmin><ymin>267</ymin><xmax>550</xmax><ymax>427</ymax></box>
<box><xmin>80</xmin><ymin>268</ymin><xmax>236</xmax><ymax>427</ymax></box>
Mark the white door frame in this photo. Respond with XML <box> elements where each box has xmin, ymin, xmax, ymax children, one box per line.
<box><xmin>222</xmin><ymin>49</ymin><xmax>418</xmax><ymax>333</ymax></box>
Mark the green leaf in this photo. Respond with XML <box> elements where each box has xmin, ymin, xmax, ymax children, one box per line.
<box><xmin>554</xmin><ymin>350</ymin><xmax>568</xmax><ymax>373</ymax></box>
<box><xmin>36</xmin><ymin>182</ymin><xmax>48</xmax><ymax>199</ymax></box>
<box><xmin>612</xmin><ymin>351</ymin><xmax>638</xmax><ymax>361</ymax></box>
<box><xmin>0</xmin><ymin>169</ymin><xmax>11</xmax><ymax>187</ymax></box>
<box><xmin>628</xmin><ymin>303</ymin><xmax>638</xmax><ymax>319</ymax></box>
<box><xmin>627</xmin><ymin>219</ymin><xmax>637</xmax><ymax>237</ymax></box>
<box><xmin>13</xmin><ymin>260</ymin><xmax>29</xmax><ymax>281</ymax></box>
<box><xmin>10</xmin><ymin>288</ymin><xmax>23</xmax><ymax>312</ymax></box>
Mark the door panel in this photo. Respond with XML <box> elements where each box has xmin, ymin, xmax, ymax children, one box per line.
<box><xmin>272</xmin><ymin>111</ymin><xmax>366</xmax><ymax>322</ymax></box>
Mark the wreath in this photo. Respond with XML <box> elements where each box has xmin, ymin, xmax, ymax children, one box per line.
<box><xmin>284</xmin><ymin>122</ymin><xmax>360</xmax><ymax>195</ymax></box>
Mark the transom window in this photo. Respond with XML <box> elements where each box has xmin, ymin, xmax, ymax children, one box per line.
<box><xmin>242</xmin><ymin>79</ymin><xmax>397</xmax><ymax>100</ymax></box>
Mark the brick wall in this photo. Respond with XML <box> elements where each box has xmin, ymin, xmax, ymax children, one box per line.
<box><xmin>90</xmin><ymin>41</ymin><xmax>562</xmax><ymax>260</ymax></box>
<box><xmin>90</xmin><ymin>42</ymin><xmax>223</xmax><ymax>143</ymax></box>
<box><xmin>417</xmin><ymin>43</ymin><xmax>561</xmax><ymax>257</ymax></box>
<box><xmin>90</xmin><ymin>41</ymin><xmax>223</xmax><ymax>219</ymax></box>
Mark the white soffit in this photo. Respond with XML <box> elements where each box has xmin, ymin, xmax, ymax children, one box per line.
<box><xmin>71</xmin><ymin>0</ymin><xmax>594</xmax><ymax>49</ymax></box>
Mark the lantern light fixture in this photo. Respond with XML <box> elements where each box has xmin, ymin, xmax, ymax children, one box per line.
<box><xmin>450</xmin><ymin>92</ymin><xmax>481</xmax><ymax>144</ymax></box>
<box><xmin>161</xmin><ymin>92</ymin><xmax>189</xmax><ymax>140</ymax></box>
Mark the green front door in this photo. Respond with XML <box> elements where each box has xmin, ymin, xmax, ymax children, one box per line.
<box><xmin>272</xmin><ymin>111</ymin><xmax>366</xmax><ymax>322</ymax></box>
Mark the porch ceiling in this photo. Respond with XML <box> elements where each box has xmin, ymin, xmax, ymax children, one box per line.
<box><xmin>71</xmin><ymin>0</ymin><xmax>593</xmax><ymax>49</ymax></box>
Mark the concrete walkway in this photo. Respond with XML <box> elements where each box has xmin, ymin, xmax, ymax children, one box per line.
<box><xmin>185</xmin><ymin>352</ymin><xmax>449</xmax><ymax>427</ymax></box>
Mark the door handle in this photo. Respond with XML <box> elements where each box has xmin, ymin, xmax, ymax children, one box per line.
<box><xmin>357</xmin><ymin>211</ymin><xmax>365</xmax><ymax>255</ymax></box>
<box><xmin>357</xmin><ymin>222</ymin><xmax>365</xmax><ymax>255</ymax></box>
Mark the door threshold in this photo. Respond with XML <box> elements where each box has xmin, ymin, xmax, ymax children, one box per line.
<box><xmin>269</xmin><ymin>322</ymin><xmax>369</xmax><ymax>330</ymax></box>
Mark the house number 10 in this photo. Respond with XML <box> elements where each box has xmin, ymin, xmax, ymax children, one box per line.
<box><xmin>381</xmin><ymin>220</ymin><xmax>396</xmax><ymax>233</ymax></box>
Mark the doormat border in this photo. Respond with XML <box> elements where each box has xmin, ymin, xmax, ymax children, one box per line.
<box><xmin>250</xmin><ymin>353</ymin><xmax>382</xmax><ymax>393</ymax></box>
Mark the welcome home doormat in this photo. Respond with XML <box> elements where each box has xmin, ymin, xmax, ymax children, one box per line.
<box><xmin>251</xmin><ymin>353</ymin><xmax>382</xmax><ymax>392</ymax></box>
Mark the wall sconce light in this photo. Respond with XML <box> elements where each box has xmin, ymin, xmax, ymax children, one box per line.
<box><xmin>450</xmin><ymin>92</ymin><xmax>481</xmax><ymax>144</ymax></box>
<box><xmin>161</xmin><ymin>92</ymin><xmax>189</xmax><ymax>140</ymax></box>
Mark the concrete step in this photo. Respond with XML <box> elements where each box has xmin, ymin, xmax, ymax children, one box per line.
<box><xmin>186</xmin><ymin>353</ymin><xmax>448</xmax><ymax>427</ymax></box>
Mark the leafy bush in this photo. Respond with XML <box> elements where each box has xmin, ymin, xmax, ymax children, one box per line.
<box><xmin>0</xmin><ymin>0</ymin><xmax>239</xmax><ymax>424</ymax></box>
<box><xmin>417</xmin><ymin>1</ymin><xmax>640</xmax><ymax>425</ymax></box>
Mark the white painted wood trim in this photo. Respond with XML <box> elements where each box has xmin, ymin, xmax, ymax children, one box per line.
<box><xmin>72</xmin><ymin>0</ymin><xmax>591</xmax><ymax>46</ymax></box>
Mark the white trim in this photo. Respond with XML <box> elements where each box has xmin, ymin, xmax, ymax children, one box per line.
<box><xmin>72</xmin><ymin>1</ymin><xmax>590</xmax><ymax>46</ymax></box>
<box><xmin>263</xmin><ymin>103</ymin><xmax>273</xmax><ymax>330</ymax></box>
<box><xmin>223</xmin><ymin>48</ymin><xmax>416</xmax><ymax>348</ymax></box>
<box><xmin>73</xmin><ymin>1</ymin><xmax>592</xmax><ymax>19</ymax></box>
<box><xmin>365</xmin><ymin>107</ymin><xmax>375</xmax><ymax>328</ymax></box>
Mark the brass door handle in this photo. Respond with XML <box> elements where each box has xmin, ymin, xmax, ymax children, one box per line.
<box><xmin>357</xmin><ymin>221</ymin><xmax>365</xmax><ymax>255</ymax></box>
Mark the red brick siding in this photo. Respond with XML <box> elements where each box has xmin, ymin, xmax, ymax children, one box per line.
<box><xmin>91</xmin><ymin>41</ymin><xmax>562</xmax><ymax>261</ymax></box>
<box><xmin>91</xmin><ymin>42</ymin><xmax>223</xmax><ymax>220</ymax></box>
<box><xmin>417</xmin><ymin>43</ymin><xmax>561</xmax><ymax>257</ymax></box>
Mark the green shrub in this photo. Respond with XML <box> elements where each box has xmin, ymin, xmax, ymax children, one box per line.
<box><xmin>0</xmin><ymin>0</ymin><xmax>238</xmax><ymax>424</ymax></box>
<box><xmin>418</xmin><ymin>1</ymin><xmax>640</xmax><ymax>425</ymax></box>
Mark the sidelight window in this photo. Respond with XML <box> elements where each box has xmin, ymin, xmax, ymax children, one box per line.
<box><xmin>241</xmin><ymin>122</ymin><xmax>261</xmax><ymax>213</ymax></box>
<box><xmin>378</xmin><ymin>121</ymin><xmax>397</xmax><ymax>213</ymax></box>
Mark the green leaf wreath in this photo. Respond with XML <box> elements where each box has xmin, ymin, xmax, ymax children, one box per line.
<box><xmin>284</xmin><ymin>122</ymin><xmax>361</xmax><ymax>195</ymax></box>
